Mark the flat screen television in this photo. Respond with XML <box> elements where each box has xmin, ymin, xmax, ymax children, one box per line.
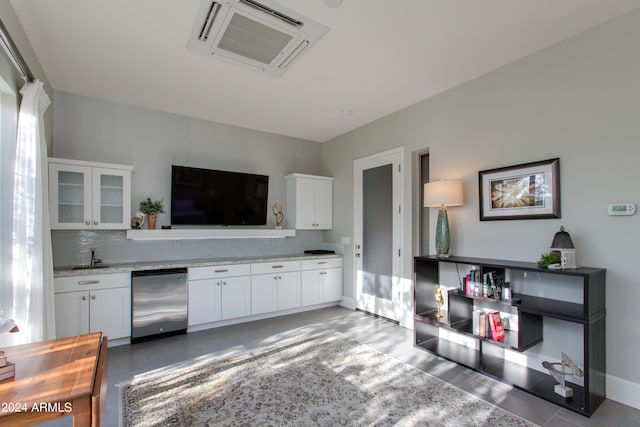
<box><xmin>171</xmin><ymin>165</ymin><xmax>269</xmax><ymax>226</ymax></box>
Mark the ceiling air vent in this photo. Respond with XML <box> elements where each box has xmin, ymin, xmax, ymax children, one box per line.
<box><xmin>187</xmin><ymin>0</ymin><xmax>328</xmax><ymax>77</ymax></box>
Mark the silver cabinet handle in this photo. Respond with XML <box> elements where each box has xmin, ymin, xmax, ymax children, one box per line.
<box><xmin>82</xmin><ymin>296</ymin><xmax>87</xmax><ymax>301</ymax></box>
<box><xmin>85</xmin><ymin>221</ymin><xmax>91</xmax><ymax>225</ymax></box>
<box><xmin>91</xmin><ymin>295</ymin><xmax>96</xmax><ymax>300</ymax></box>
<box><xmin>318</xmin><ymin>261</ymin><xmax>328</xmax><ymax>265</ymax></box>
<box><xmin>78</xmin><ymin>280</ymin><xmax>100</xmax><ymax>285</ymax></box>
<box><xmin>214</xmin><ymin>269</ymin><xmax>229</xmax><ymax>273</ymax></box>
<box><xmin>94</xmin><ymin>221</ymin><xmax>99</xmax><ymax>225</ymax></box>
<box><xmin>272</xmin><ymin>265</ymin><xmax>284</xmax><ymax>269</ymax></box>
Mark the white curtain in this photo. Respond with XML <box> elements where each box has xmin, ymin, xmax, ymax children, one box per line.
<box><xmin>10</xmin><ymin>80</ymin><xmax>54</xmax><ymax>344</ymax></box>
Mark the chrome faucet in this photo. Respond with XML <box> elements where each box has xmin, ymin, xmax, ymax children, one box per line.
<box><xmin>90</xmin><ymin>248</ymin><xmax>102</xmax><ymax>267</ymax></box>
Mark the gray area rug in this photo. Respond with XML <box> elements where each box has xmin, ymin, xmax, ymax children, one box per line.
<box><xmin>118</xmin><ymin>332</ymin><xmax>537</xmax><ymax>426</ymax></box>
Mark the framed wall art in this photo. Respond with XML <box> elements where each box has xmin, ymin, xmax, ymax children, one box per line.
<box><xmin>479</xmin><ymin>158</ymin><xmax>560</xmax><ymax>221</ymax></box>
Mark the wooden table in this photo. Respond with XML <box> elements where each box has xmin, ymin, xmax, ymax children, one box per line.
<box><xmin>0</xmin><ymin>332</ymin><xmax>104</xmax><ymax>426</ymax></box>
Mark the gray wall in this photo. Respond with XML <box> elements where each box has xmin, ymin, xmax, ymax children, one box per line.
<box><xmin>51</xmin><ymin>91</ymin><xmax>334</xmax><ymax>267</ymax></box>
<box><xmin>323</xmin><ymin>9</ymin><xmax>640</xmax><ymax>408</ymax></box>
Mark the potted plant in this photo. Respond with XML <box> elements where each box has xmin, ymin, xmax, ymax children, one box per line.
<box><xmin>139</xmin><ymin>198</ymin><xmax>165</xmax><ymax>230</ymax></box>
<box><xmin>537</xmin><ymin>251</ymin><xmax>562</xmax><ymax>269</ymax></box>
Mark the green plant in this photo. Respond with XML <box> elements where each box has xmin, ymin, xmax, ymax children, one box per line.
<box><xmin>537</xmin><ymin>251</ymin><xmax>561</xmax><ymax>268</ymax></box>
<box><xmin>139</xmin><ymin>198</ymin><xmax>165</xmax><ymax>215</ymax></box>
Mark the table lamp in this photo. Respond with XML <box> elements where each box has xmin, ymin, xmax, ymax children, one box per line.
<box><xmin>424</xmin><ymin>180</ymin><xmax>463</xmax><ymax>257</ymax></box>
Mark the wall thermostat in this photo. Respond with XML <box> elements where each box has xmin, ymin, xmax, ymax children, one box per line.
<box><xmin>607</xmin><ymin>203</ymin><xmax>636</xmax><ymax>216</ymax></box>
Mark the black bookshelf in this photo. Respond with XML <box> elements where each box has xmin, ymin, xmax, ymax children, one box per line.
<box><xmin>413</xmin><ymin>255</ymin><xmax>606</xmax><ymax>417</ymax></box>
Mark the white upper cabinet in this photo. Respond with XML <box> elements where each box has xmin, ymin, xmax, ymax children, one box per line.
<box><xmin>286</xmin><ymin>173</ymin><xmax>333</xmax><ymax>230</ymax></box>
<box><xmin>49</xmin><ymin>158</ymin><xmax>133</xmax><ymax>230</ymax></box>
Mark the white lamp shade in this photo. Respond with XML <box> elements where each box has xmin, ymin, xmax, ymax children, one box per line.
<box><xmin>424</xmin><ymin>180</ymin><xmax>463</xmax><ymax>207</ymax></box>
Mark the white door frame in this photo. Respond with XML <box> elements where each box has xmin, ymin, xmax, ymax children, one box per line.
<box><xmin>353</xmin><ymin>147</ymin><xmax>404</xmax><ymax>322</ymax></box>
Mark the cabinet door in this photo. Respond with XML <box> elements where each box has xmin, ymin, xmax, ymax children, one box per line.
<box><xmin>314</xmin><ymin>178</ymin><xmax>333</xmax><ymax>229</ymax></box>
<box><xmin>93</xmin><ymin>167</ymin><xmax>131</xmax><ymax>229</ymax></box>
<box><xmin>295</xmin><ymin>177</ymin><xmax>317</xmax><ymax>229</ymax></box>
<box><xmin>221</xmin><ymin>276</ymin><xmax>251</xmax><ymax>319</ymax></box>
<box><xmin>250</xmin><ymin>274</ymin><xmax>278</xmax><ymax>315</ymax></box>
<box><xmin>89</xmin><ymin>287</ymin><xmax>132</xmax><ymax>339</ymax></box>
<box><xmin>277</xmin><ymin>272</ymin><xmax>301</xmax><ymax>310</ymax></box>
<box><xmin>188</xmin><ymin>278</ymin><xmax>222</xmax><ymax>326</ymax></box>
<box><xmin>301</xmin><ymin>270</ymin><xmax>323</xmax><ymax>306</ymax></box>
<box><xmin>55</xmin><ymin>292</ymin><xmax>90</xmax><ymax>338</ymax></box>
<box><xmin>49</xmin><ymin>163</ymin><xmax>92</xmax><ymax>229</ymax></box>
<box><xmin>322</xmin><ymin>268</ymin><xmax>343</xmax><ymax>302</ymax></box>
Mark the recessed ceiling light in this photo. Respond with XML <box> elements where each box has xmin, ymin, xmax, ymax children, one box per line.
<box><xmin>341</xmin><ymin>109</ymin><xmax>352</xmax><ymax>115</ymax></box>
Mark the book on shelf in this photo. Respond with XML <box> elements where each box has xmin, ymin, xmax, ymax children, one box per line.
<box><xmin>479</xmin><ymin>312</ymin><xmax>487</xmax><ymax>337</ymax></box>
<box><xmin>488</xmin><ymin>311</ymin><xmax>505</xmax><ymax>341</ymax></box>
<box><xmin>0</xmin><ymin>362</ymin><xmax>15</xmax><ymax>380</ymax></box>
<box><xmin>472</xmin><ymin>310</ymin><xmax>481</xmax><ymax>335</ymax></box>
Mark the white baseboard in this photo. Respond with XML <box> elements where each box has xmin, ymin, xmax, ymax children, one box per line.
<box><xmin>340</xmin><ymin>296</ymin><xmax>355</xmax><ymax>310</ymax></box>
<box><xmin>607</xmin><ymin>374</ymin><xmax>640</xmax><ymax>410</ymax></box>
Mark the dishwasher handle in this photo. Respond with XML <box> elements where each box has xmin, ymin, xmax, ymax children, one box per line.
<box><xmin>131</xmin><ymin>267</ymin><xmax>188</xmax><ymax>277</ymax></box>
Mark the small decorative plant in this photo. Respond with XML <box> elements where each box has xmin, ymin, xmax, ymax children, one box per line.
<box><xmin>139</xmin><ymin>198</ymin><xmax>165</xmax><ymax>229</ymax></box>
<box><xmin>139</xmin><ymin>198</ymin><xmax>165</xmax><ymax>215</ymax></box>
<box><xmin>537</xmin><ymin>252</ymin><xmax>561</xmax><ymax>268</ymax></box>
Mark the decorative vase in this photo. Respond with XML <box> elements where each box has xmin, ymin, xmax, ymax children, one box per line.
<box><xmin>147</xmin><ymin>213</ymin><xmax>157</xmax><ymax>230</ymax></box>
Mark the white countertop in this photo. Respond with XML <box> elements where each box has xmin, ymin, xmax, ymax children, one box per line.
<box><xmin>53</xmin><ymin>253</ymin><xmax>342</xmax><ymax>277</ymax></box>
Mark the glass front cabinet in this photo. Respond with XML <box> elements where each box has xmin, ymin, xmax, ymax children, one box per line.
<box><xmin>49</xmin><ymin>158</ymin><xmax>133</xmax><ymax>230</ymax></box>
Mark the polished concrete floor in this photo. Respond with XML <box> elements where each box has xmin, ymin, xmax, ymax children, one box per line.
<box><xmin>43</xmin><ymin>306</ymin><xmax>639</xmax><ymax>426</ymax></box>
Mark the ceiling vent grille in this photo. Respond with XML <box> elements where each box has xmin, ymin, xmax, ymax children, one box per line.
<box><xmin>187</xmin><ymin>0</ymin><xmax>328</xmax><ymax>77</ymax></box>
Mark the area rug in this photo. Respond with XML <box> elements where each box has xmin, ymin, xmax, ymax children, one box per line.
<box><xmin>118</xmin><ymin>332</ymin><xmax>537</xmax><ymax>426</ymax></box>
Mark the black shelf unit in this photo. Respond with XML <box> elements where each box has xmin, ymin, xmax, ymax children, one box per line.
<box><xmin>414</xmin><ymin>255</ymin><xmax>606</xmax><ymax>417</ymax></box>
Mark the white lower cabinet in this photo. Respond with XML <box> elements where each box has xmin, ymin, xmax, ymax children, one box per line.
<box><xmin>251</xmin><ymin>261</ymin><xmax>301</xmax><ymax>315</ymax></box>
<box><xmin>54</xmin><ymin>273</ymin><xmax>131</xmax><ymax>340</ymax></box>
<box><xmin>301</xmin><ymin>258</ymin><xmax>343</xmax><ymax>306</ymax></box>
<box><xmin>53</xmin><ymin>257</ymin><xmax>343</xmax><ymax>340</ymax></box>
<box><xmin>188</xmin><ymin>264</ymin><xmax>251</xmax><ymax>327</ymax></box>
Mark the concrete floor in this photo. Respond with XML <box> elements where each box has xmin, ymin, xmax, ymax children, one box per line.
<box><xmin>42</xmin><ymin>306</ymin><xmax>640</xmax><ymax>426</ymax></box>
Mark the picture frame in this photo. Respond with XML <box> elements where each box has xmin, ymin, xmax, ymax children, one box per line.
<box><xmin>479</xmin><ymin>158</ymin><xmax>560</xmax><ymax>221</ymax></box>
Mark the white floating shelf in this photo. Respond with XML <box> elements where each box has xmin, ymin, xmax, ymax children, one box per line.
<box><xmin>126</xmin><ymin>228</ymin><xmax>296</xmax><ymax>240</ymax></box>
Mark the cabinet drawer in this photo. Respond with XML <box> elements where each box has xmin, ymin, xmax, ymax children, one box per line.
<box><xmin>189</xmin><ymin>264</ymin><xmax>250</xmax><ymax>280</ymax></box>
<box><xmin>251</xmin><ymin>260</ymin><xmax>301</xmax><ymax>275</ymax></box>
<box><xmin>301</xmin><ymin>257</ymin><xmax>343</xmax><ymax>270</ymax></box>
<box><xmin>55</xmin><ymin>272</ymin><xmax>130</xmax><ymax>293</ymax></box>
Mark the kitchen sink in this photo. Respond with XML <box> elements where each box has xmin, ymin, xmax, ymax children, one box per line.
<box><xmin>72</xmin><ymin>264</ymin><xmax>110</xmax><ymax>270</ymax></box>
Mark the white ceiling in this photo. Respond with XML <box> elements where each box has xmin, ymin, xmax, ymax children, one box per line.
<box><xmin>11</xmin><ymin>0</ymin><xmax>640</xmax><ymax>142</ymax></box>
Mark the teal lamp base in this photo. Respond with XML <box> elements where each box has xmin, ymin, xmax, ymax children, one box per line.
<box><xmin>435</xmin><ymin>206</ymin><xmax>451</xmax><ymax>257</ymax></box>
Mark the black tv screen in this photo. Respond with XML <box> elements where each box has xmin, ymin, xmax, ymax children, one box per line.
<box><xmin>171</xmin><ymin>165</ymin><xmax>269</xmax><ymax>226</ymax></box>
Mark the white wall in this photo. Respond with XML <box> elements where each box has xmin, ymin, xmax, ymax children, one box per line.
<box><xmin>51</xmin><ymin>91</ymin><xmax>332</xmax><ymax>267</ymax></box>
<box><xmin>322</xmin><ymin>9</ymin><xmax>640</xmax><ymax>409</ymax></box>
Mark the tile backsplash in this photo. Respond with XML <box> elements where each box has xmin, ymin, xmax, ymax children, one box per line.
<box><xmin>51</xmin><ymin>230</ymin><xmax>337</xmax><ymax>268</ymax></box>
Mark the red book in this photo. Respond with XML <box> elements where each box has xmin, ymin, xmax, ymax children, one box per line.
<box><xmin>488</xmin><ymin>311</ymin><xmax>505</xmax><ymax>341</ymax></box>
<box><xmin>466</xmin><ymin>274</ymin><xmax>472</xmax><ymax>295</ymax></box>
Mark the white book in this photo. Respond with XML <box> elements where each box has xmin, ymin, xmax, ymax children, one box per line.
<box><xmin>472</xmin><ymin>310</ymin><xmax>482</xmax><ymax>335</ymax></box>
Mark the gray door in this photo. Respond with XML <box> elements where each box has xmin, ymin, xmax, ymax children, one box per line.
<box><xmin>354</xmin><ymin>148</ymin><xmax>402</xmax><ymax>321</ymax></box>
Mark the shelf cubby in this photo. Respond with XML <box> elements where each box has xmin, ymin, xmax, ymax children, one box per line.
<box><xmin>413</xmin><ymin>255</ymin><xmax>606</xmax><ymax>417</ymax></box>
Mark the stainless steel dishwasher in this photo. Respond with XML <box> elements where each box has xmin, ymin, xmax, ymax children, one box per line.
<box><xmin>131</xmin><ymin>268</ymin><xmax>188</xmax><ymax>343</ymax></box>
